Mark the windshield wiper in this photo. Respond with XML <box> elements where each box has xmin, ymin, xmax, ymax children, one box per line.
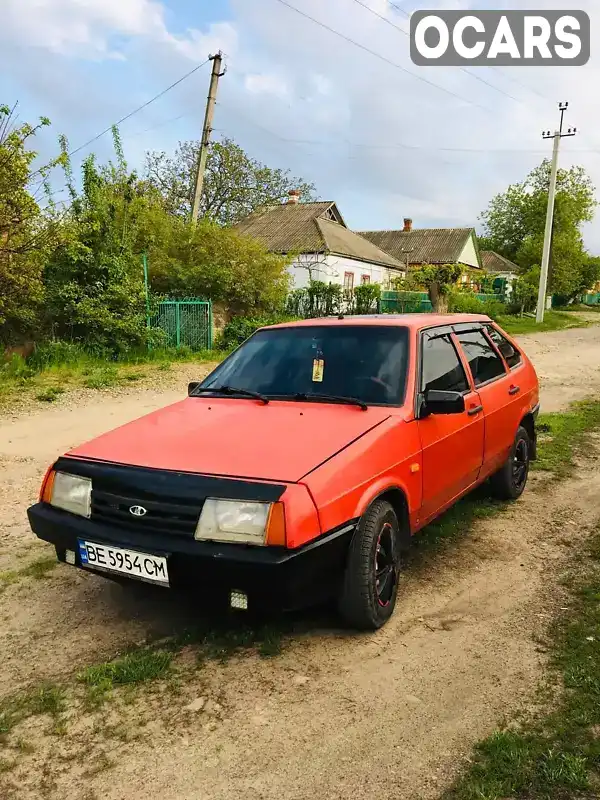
<box><xmin>192</xmin><ymin>385</ymin><xmax>269</xmax><ymax>404</ymax></box>
<box><xmin>292</xmin><ymin>392</ymin><xmax>368</xmax><ymax>411</ymax></box>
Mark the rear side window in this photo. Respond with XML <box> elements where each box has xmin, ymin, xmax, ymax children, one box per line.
<box><xmin>421</xmin><ymin>333</ymin><xmax>469</xmax><ymax>394</ymax></box>
<box><xmin>457</xmin><ymin>330</ymin><xmax>506</xmax><ymax>386</ymax></box>
<box><xmin>486</xmin><ymin>326</ymin><xmax>522</xmax><ymax>369</ymax></box>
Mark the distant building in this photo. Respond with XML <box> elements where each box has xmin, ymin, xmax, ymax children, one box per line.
<box><xmin>480</xmin><ymin>250</ymin><xmax>519</xmax><ymax>295</ymax></box>
<box><xmin>359</xmin><ymin>218</ymin><xmax>482</xmax><ymax>271</ymax></box>
<box><xmin>233</xmin><ymin>191</ymin><xmax>406</xmax><ymax>291</ymax></box>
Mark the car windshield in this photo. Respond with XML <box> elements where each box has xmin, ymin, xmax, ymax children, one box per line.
<box><xmin>197</xmin><ymin>324</ymin><xmax>409</xmax><ymax>406</ymax></box>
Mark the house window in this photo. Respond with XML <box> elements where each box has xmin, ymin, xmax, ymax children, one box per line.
<box><xmin>343</xmin><ymin>272</ymin><xmax>354</xmax><ymax>293</ymax></box>
<box><xmin>361</xmin><ymin>274</ymin><xmax>370</xmax><ymax>285</ymax></box>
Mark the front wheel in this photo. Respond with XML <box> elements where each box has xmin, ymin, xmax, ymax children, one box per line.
<box><xmin>490</xmin><ymin>425</ymin><xmax>531</xmax><ymax>500</ymax></box>
<box><xmin>337</xmin><ymin>500</ymin><xmax>401</xmax><ymax>630</ymax></box>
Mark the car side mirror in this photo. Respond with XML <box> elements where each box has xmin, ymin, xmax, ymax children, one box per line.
<box><xmin>421</xmin><ymin>390</ymin><xmax>466</xmax><ymax>417</ymax></box>
<box><xmin>188</xmin><ymin>381</ymin><xmax>200</xmax><ymax>396</ymax></box>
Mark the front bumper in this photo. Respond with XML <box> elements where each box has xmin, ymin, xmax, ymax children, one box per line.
<box><xmin>27</xmin><ymin>503</ymin><xmax>355</xmax><ymax>612</ymax></box>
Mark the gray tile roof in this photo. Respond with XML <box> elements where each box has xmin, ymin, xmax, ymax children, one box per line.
<box><xmin>359</xmin><ymin>227</ymin><xmax>476</xmax><ymax>265</ymax></box>
<box><xmin>233</xmin><ymin>202</ymin><xmax>404</xmax><ymax>270</ymax></box>
<box><xmin>481</xmin><ymin>250</ymin><xmax>519</xmax><ymax>274</ymax></box>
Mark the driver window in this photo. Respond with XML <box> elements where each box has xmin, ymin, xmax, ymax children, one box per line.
<box><xmin>421</xmin><ymin>333</ymin><xmax>469</xmax><ymax>394</ymax></box>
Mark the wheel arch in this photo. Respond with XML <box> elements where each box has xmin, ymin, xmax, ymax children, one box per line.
<box><xmin>520</xmin><ymin>412</ymin><xmax>537</xmax><ymax>460</ymax></box>
<box><xmin>355</xmin><ymin>484</ymin><xmax>412</xmax><ymax>553</ymax></box>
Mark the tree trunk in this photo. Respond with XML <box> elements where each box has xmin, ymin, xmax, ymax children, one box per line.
<box><xmin>429</xmin><ymin>282</ymin><xmax>448</xmax><ymax>313</ymax></box>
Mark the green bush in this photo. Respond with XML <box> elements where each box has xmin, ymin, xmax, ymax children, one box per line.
<box><xmin>218</xmin><ymin>315</ymin><xmax>299</xmax><ymax>350</ymax></box>
<box><xmin>354</xmin><ymin>283</ymin><xmax>381</xmax><ymax>314</ymax></box>
<box><xmin>448</xmin><ymin>292</ymin><xmax>504</xmax><ymax>320</ymax></box>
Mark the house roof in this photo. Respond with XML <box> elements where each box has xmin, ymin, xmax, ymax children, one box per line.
<box><xmin>481</xmin><ymin>250</ymin><xmax>519</xmax><ymax>274</ymax></box>
<box><xmin>358</xmin><ymin>227</ymin><xmax>477</xmax><ymax>265</ymax></box>
<box><xmin>233</xmin><ymin>202</ymin><xmax>404</xmax><ymax>270</ymax></box>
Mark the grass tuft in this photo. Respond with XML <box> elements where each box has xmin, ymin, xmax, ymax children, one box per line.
<box><xmin>498</xmin><ymin>310</ymin><xmax>592</xmax><ymax>336</ymax></box>
<box><xmin>35</xmin><ymin>386</ymin><xmax>65</xmax><ymax>403</ymax></box>
<box><xmin>0</xmin><ymin>555</ymin><xmax>58</xmax><ymax>592</ymax></box>
<box><xmin>78</xmin><ymin>649</ymin><xmax>173</xmax><ymax>707</ymax></box>
<box><xmin>0</xmin><ymin>684</ymin><xmax>65</xmax><ymax>735</ymax></box>
<box><xmin>534</xmin><ymin>400</ymin><xmax>600</xmax><ymax>480</ymax></box>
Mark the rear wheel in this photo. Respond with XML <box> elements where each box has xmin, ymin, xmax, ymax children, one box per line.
<box><xmin>490</xmin><ymin>425</ymin><xmax>531</xmax><ymax>500</ymax></box>
<box><xmin>338</xmin><ymin>500</ymin><xmax>401</xmax><ymax>630</ymax></box>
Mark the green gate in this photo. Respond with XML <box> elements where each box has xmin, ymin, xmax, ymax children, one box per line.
<box><xmin>151</xmin><ymin>300</ymin><xmax>212</xmax><ymax>350</ymax></box>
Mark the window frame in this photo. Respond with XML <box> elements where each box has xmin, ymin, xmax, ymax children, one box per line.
<box><xmin>414</xmin><ymin>325</ymin><xmax>472</xmax><ymax>418</ymax></box>
<box><xmin>361</xmin><ymin>274</ymin><xmax>371</xmax><ymax>285</ymax></box>
<box><xmin>484</xmin><ymin>324</ymin><xmax>524</xmax><ymax>372</ymax></box>
<box><xmin>343</xmin><ymin>271</ymin><xmax>355</xmax><ymax>293</ymax></box>
<box><xmin>453</xmin><ymin>324</ymin><xmax>508</xmax><ymax>389</ymax></box>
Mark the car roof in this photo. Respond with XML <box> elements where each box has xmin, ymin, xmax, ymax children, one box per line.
<box><xmin>265</xmin><ymin>313</ymin><xmax>491</xmax><ymax>332</ymax></box>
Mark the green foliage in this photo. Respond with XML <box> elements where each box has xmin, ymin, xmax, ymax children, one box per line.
<box><xmin>148</xmin><ymin>216</ymin><xmax>290</xmax><ymax>316</ymax></box>
<box><xmin>480</xmin><ymin>159</ymin><xmax>598</xmax><ymax>298</ymax></box>
<box><xmin>447</xmin><ymin>292</ymin><xmax>504</xmax><ymax>320</ymax></box>
<box><xmin>395</xmin><ymin>264</ymin><xmax>463</xmax><ymax>312</ymax></box>
<box><xmin>507</xmin><ymin>266</ymin><xmax>540</xmax><ymax>315</ymax></box>
<box><xmin>218</xmin><ymin>314</ymin><xmax>298</xmax><ymax>350</ymax></box>
<box><xmin>145</xmin><ymin>135</ymin><xmax>316</xmax><ymax>223</ymax></box>
<box><xmin>285</xmin><ymin>281</ymin><xmax>342</xmax><ymax>317</ymax></box>
<box><xmin>497</xmin><ymin>310</ymin><xmax>587</xmax><ymax>336</ymax></box>
<box><xmin>353</xmin><ymin>283</ymin><xmax>381</xmax><ymax>314</ymax></box>
<box><xmin>43</xmin><ymin>129</ymin><xmax>161</xmax><ymax>354</ymax></box>
<box><xmin>0</xmin><ymin>105</ymin><xmax>65</xmax><ymax>344</ymax></box>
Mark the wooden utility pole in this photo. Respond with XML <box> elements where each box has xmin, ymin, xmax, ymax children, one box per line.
<box><xmin>536</xmin><ymin>102</ymin><xmax>576</xmax><ymax>322</ymax></box>
<box><xmin>191</xmin><ymin>52</ymin><xmax>225</xmax><ymax>226</ymax></box>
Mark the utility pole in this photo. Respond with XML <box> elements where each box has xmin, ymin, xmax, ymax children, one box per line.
<box><xmin>191</xmin><ymin>52</ymin><xmax>225</xmax><ymax>226</ymax></box>
<box><xmin>536</xmin><ymin>102</ymin><xmax>577</xmax><ymax>322</ymax></box>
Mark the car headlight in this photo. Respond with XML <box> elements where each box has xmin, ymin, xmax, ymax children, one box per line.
<box><xmin>195</xmin><ymin>499</ymin><xmax>271</xmax><ymax>546</ymax></box>
<box><xmin>50</xmin><ymin>472</ymin><xmax>92</xmax><ymax>518</ymax></box>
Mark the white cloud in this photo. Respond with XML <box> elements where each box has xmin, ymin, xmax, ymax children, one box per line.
<box><xmin>1</xmin><ymin>0</ymin><xmax>600</xmax><ymax>251</ymax></box>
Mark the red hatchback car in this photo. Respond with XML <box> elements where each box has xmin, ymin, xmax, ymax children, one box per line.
<box><xmin>28</xmin><ymin>314</ymin><xmax>539</xmax><ymax>629</ymax></box>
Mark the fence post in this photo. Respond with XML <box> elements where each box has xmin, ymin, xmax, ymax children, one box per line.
<box><xmin>142</xmin><ymin>253</ymin><xmax>150</xmax><ymax>327</ymax></box>
<box><xmin>175</xmin><ymin>302</ymin><xmax>181</xmax><ymax>348</ymax></box>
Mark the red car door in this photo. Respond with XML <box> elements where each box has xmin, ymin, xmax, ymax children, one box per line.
<box><xmin>454</xmin><ymin>325</ymin><xmax>515</xmax><ymax>479</ymax></box>
<box><xmin>416</xmin><ymin>328</ymin><xmax>485</xmax><ymax>525</ymax></box>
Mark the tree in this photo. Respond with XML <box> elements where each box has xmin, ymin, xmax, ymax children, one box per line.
<box><xmin>145</xmin><ymin>136</ymin><xmax>316</xmax><ymax>224</ymax></box>
<box><xmin>147</xmin><ymin>217</ymin><xmax>291</xmax><ymax>316</ymax></box>
<box><xmin>479</xmin><ymin>159</ymin><xmax>598</xmax><ymax>297</ymax></box>
<box><xmin>0</xmin><ymin>104</ymin><xmax>64</xmax><ymax>344</ymax></box>
<box><xmin>44</xmin><ymin>129</ymin><xmax>163</xmax><ymax>353</ymax></box>
<box><xmin>394</xmin><ymin>264</ymin><xmax>462</xmax><ymax>313</ymax></box>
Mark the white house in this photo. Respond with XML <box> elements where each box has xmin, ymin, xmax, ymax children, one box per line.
<box><xmin>480</xmin><ymin>250</ymin><xmax>519</xmax><ymax>296</ymax></box>
<box><xmin>234</xmin><ymin>191</ymin><xmax>406</xmax><ymax>291</ymax></box>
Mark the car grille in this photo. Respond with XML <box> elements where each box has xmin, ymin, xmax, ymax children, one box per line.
<box><xmin>91</xmin><ymin>488</ymin><xmax>201</xmax><ymax>537</ymax></box>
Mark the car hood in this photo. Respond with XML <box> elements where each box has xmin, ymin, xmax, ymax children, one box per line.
<box><xmin>66</xmin><ymin>397</ymin><xmax>392</xmax><ymax>483</ymax></box>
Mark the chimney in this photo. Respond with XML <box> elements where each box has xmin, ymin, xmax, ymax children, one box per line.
<box><xmin>287</xmin><ymin>189</ymin><xmax>300</xmax><ymax>205</ymax></box>
<box><xmin>403</xmin><ymin>218</ymin><xmax>413</xmax><ymax>232</ymax></box>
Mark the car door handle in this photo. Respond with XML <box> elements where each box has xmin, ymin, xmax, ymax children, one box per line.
<box><xmin>509</xmin><ymin>385</ymin><xmax>521</xmax><ymax>396</ymax></box>
<box><xmin>467</xmin><ymin>405</ymin><xmax>483</xmax><ymax>416</ymax></box>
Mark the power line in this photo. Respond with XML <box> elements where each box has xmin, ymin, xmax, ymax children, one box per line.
<box><xmin>269</xmin><ymin>0</ymin><xmax>492</xmax><ymax>112</ymax></box>
<box><xmin>349</xmin><ymin>0</ymin><xmax>522</xmax><ymax>104</ymax></box>
<box><xmin>68</xmin><ymin>58</ymin><xmax>211</xmax><ymax>158</ymax></box>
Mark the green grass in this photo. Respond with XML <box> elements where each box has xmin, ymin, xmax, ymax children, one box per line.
<box><xmin>445</xmin><ymin>526</ymin><xmax>600</xmax><ymax>800</ymax></box>
<box><xmin>498</xmin><ymin>311</ymin><xmax>591</xmax><ymax>336</ymax></box>
<box><xmin>78</xmin><ymin>649</ymin><xmax>173</xmax><ymax>707</ymax></box>
<box><xmin>0</xmin><ymin>684</ymin><xmax>66</xmax><ymax>735</ymax></box>
<box><xmin>0</xmin><ymin>343</ymin><xmax>223</xmax><ymax>407</ymax></box>
<box><xmin>0</xmin><ymin>555</ymin><xmax>58</xmax><ymax>592</ymax></box>
<box><xmin>534</xmin><ymin>400</ymin><xmax>600</xmax><ymax>480</ymax></box>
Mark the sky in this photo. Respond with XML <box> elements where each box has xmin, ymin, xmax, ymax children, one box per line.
<box><xmin>1</xmin><ymin>0</ymin><xmax>599</xmax><ymax>250</ymax></box>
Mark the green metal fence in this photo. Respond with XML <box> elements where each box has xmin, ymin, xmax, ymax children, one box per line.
<box><xmin>581</xmin><ymin>293</ymin><xmax>600</xmax><ymax>306</ymax></box>
<box><xmin>150</xmin><ymin>300</ymin><xmax>212</xmax><ymax>350</ymax></box>
<box><xmin>379</xmin><ymin>291</ymin><xmax>432</xmax><ymax>313</ymax></box>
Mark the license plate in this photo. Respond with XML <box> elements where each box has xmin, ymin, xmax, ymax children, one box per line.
<box><xmin>77</xmin><ymin>540</ymin><xmax>169</xmax><ymax>587</ymax></box>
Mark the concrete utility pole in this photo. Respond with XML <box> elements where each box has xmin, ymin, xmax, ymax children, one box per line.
<box><xmin>191</xmin><ymin>52</ymin><xmax>225</xmax><ymax>226</ymax></box>
<box><xmin>536</xmin><ymin>102</ymin><xmax>577</xmax><ymax>322</ymax></box>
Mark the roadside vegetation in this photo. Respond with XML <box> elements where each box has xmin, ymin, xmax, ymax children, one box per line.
<box><xmin>446</xmin><ymin>524</ymin><xmax>600</xmax><ymax>800</ymax></box>
<box><xmin>498</xmin><ymin>310</ymin><xmax>593</xmax><ymax>336</ymax></box>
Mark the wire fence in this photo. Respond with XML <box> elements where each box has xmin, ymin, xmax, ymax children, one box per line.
<box><xmin>150</xmin><ymin>300</ymin><xmax>212</xmax><ymax>350</ymax></box>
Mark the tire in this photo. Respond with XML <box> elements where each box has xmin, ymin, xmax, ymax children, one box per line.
<box><xmin>490</xmin><ymin>425</ymin><xmax>531</xmax><ymax>501</ymax></box>
<box><xmin>338</xmin><ymin>500</ymin><xmax>402</xmax><ymax>630</ymax></box>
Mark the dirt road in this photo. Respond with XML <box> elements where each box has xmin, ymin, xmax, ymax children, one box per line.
<box><xmin>1</xmin><ymin>324</ymin><xmax>600</xmax><ymax>799</ymax></box>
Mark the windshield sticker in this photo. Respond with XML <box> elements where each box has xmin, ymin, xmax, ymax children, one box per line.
<box><xmin>312</xmin><ymin>359</ymin><xmax>324</xmax><ymax>383</ymax></box>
